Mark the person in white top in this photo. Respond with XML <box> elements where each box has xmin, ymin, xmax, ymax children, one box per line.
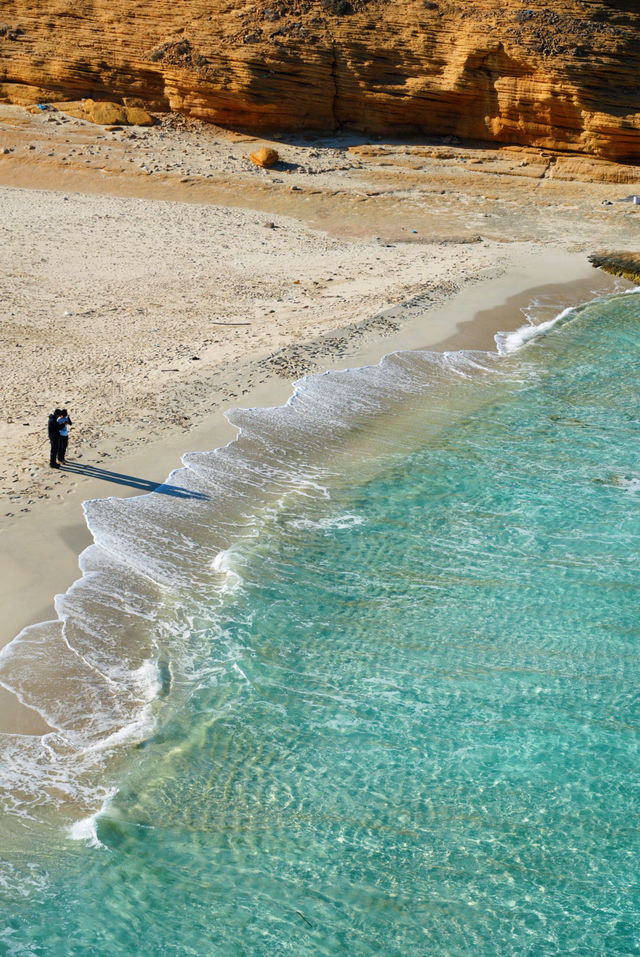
<box><xmin>56</xmin><ymin>408</ymin><xmax>72</xmax><ymax>464</ymax></box>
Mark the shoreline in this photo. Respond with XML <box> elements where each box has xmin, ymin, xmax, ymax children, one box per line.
<box><xmin>2</xmin><ymin>102</ymin><xmax>638</xmax><ymax>735</ymax></box>
<box><xmin>0</xmin><ymin>249</ymin><xmax>626</xmax><ymax>735</ymax></box>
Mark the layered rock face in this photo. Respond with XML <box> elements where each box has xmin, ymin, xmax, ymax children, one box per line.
<box><xmin>1</xmin><ymin>0</ymin><xmax>639</xmax><ymax>161</ymax></box>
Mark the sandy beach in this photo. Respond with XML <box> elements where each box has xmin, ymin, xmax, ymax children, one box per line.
<box><xmin>1</xmin><ymin>102</ymin><xmax>639</xmax><ymax>732</ymax></box>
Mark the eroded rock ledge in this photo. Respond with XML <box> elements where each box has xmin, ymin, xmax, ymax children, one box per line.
<box><xmin>590</xmin><ymin>251</ymin><xmax>640</xmax><ymax>284</ymax></box>
<box><xmin>1</xmin><ymin>0</ymin><xmax>639</xmax><ymax>161</ymax></box>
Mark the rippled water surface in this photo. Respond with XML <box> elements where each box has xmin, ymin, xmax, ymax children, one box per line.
<box><xmin>2</xmin><ymin>292</ymin><xmax>639</xmax><ymax>955</ymax></box>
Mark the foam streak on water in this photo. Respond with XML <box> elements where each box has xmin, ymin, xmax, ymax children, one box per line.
<box><xmin>1</xmin><ymin>290</ymin><xmax>639</xmax><ymax>955</ymax></box>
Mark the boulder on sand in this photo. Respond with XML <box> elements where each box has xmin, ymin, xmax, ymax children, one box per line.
<box><xmin>125</xmin><ymin>106</ymin><xmax>154</xmax><ymax>126</ymax></box>
<box><xmin>249</xmin><ymin>147</ymin><xmax>279</xmax><ymax>168</ymax></box>
<box><xmin>86</xmin><ymin>100</ymin><xmax>128</xmax><ymax>125</ymax></box>
<box><xmin>81</xmin><ymin>99</ymin><xmax>154</xmax><ymax>126</ymax></box>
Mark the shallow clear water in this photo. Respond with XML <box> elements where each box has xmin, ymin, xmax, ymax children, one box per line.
<box><xmin>2</xmin><ymin>292</ymin><xmax>640</xmax><ymax>955</ymax></box>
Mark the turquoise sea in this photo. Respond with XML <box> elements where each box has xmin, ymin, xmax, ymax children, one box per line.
<box><xmin>1</xmin><ymin>289</ymin><xmax>639</xmax><ymax>955</ymax></box>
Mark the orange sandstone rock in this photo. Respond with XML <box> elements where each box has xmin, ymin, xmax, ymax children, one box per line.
<box><xmin>249</xmin><ymin>147</ymin><xmax>279</xmax><ymax>168</ymax></box>
<box><xmin>0</xmin><ymin>0</ymin><xmax>638</xmax><ymax>161</ymax></box>
<box><xmin>125</xmin><ymin>106</ymin><xmax>154</xmax><ymax>127</ymax></box>
<box><xmin>87</xmin><ymin>101</ymin><xmax>128</xmax><ymax>126</ymax></box>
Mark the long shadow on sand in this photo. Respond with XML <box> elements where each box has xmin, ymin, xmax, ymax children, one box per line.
<box><xmin>60</xmin><ymin>461</ymin><xmax>208</xmax><ymax>500</ymax></box>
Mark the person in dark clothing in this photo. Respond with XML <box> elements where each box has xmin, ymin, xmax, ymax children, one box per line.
<box><xmin>48</xmin><ymin>408</ymin><xmax>62</xmax><ymax>468</ymax></box>
<box><xmin>56</xmin><ymin>409</ymin><xmax>72</xmax><ymax>463</ymax></box>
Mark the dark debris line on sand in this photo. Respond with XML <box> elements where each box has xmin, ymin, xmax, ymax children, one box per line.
<box><xmin>259</xmin><ymin>313</ymin><xmax>401</xmax><ymax>379</ymax></box>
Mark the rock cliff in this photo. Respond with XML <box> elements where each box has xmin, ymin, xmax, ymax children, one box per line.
<box><xmin>1</xmin><ymin>0</ymin><xmax>639</xmax><ymax>161</ymax></box>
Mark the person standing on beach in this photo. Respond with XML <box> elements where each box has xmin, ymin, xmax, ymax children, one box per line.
<box><xmin>48</xmin><ymin>408</ymin><xmax>62</xmax><ymax>469</ymax></box>
<box><xmin>56</xmin><ymin>408</ymin><xmax>72</xmax><ymax>464</ymax></box>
